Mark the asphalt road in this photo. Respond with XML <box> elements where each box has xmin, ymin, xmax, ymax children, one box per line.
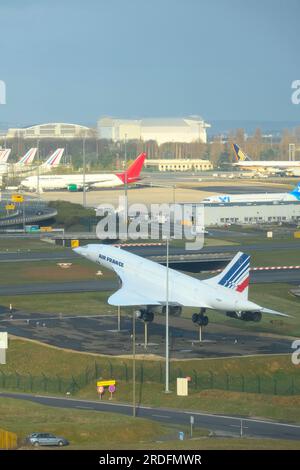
<box><xmin>0</xmin><ymin>240</ymin><xmax>300</xmax><ymax>263</ymax></box>
<box><xmin>1</xmin><ymin>391</ymin><xmax>300</xmax><ymax>440</ymax></box>
<box><xmin>0</xmin><ymin>269</ymin><xmax>298</xmax><ymax>296</ymax></box>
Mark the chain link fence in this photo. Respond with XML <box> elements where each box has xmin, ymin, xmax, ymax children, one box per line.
<box><xmin>1</xmin><ymin>361</ymin><xmax>300</xmax><ymax>396</ymax></box>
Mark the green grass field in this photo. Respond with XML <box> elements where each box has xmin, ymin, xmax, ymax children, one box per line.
<box><xmin>0</xmin><ymin>259</ymin><xmax>113</xmax><ymax>286</ymax></box>
<box><xmin>0</xmin><ymin>291</ymin><xmax>116</xmax><ymax>315</ymax></box>
<box><xmin>2</xmin><ymin>339</ymin><xmax>300</xmax><ymax>424</ymax></box>
<box><xmin>2</xmin><ymin>397</ymin><xmax>300</xmax><ymax>450</ymax></box>
<box><xmin>0</xmin><ymin>238</ymin><xmax>63</xmax><ymax>251</ymax></box>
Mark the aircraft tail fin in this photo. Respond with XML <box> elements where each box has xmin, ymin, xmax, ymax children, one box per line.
<box><xmin>233</xmin><ymin>143</ymin><xmax>251</xmax><ymax>162</ymax></box>
<box><xmin>0</xmin><ymin>148</ymin><xmax>11</xmax><ymax>163</ymax></box>
<box><xmin>117</xmin><ymin>152</ymin><xmax>146</xmax><ymax>183</ymax></box>
<box><xmin>42</xmin><ymin>148</ymin><xmax>64</xmax><ymax>168</ymax></box>
<box><xmin>16</xmin><ymin>148</ymin><xmax>37</xmax><ymax>166</ymax></box>
<box><xmin>290</xmin><ymin>182</ymin><xmax>300</xmax><ymax>200</ymax></box>
<box><xmin>206</xmin><ymin>251</ymin><xmax>250</xmax><ymax>299</ymax></box>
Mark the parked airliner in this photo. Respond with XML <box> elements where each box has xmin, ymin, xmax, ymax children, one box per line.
<box><xmin>20</xmin><ymin>152</ymin><xmax>146</xmax><ymax>191</ymax></box>
<box><xmin>233</xmin><ymin>144</ymin><xmax>300</xmax><ymax>176</ymax></box>
<box><xmin>203</xmin><ymin>182</ymin><xmax>300</xmax><ymax>204</ymax></box>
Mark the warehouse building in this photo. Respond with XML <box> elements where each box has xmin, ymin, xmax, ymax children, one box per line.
<box><xmin>145</xmin><ymin>158</ymin><xmax>213</xmax><ymax>171</ymax></box>
<box><xmin>5</xmin><ymin>123</ymin><xmax>91</xmax><ymax>140</ymax></box>
<box><xmin>180</xmin><ymin>201</ymin><xmax>300</xmax><ymax>227</ymax></box>
<box><xmin>97</xmin><ymin>116</ymin><xmax>210</xmax><ymax>144</ymax></box>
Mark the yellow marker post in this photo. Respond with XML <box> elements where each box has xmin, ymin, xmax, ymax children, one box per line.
<box><xmin>71</xmin><ymin>239</ymin><xmax>79</xmax><ymax>248</ymax></box>
<box><xmin>11</xmin><ymin>194</ymin><xmax>24</xmax><ymax>203</ymax></box>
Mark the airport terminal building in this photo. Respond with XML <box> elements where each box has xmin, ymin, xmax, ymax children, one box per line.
<box><xmin>187</xmin><ymin>201</ymin><xmax>300</xmax><ymax>227</ymax></box>
<box><xmin>97</xmin><ymin>116</ymin><xmax>210</xmax><ymax>144</ymax></box>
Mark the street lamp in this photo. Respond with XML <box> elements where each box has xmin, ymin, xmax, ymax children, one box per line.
<box><xmin>132</xmin><ymin>308</ymin><xmax>136</xmax><ymax>417</ymax></box>
<box><xmin>124</xmin><ymin>133</ymin><xmax>128</xmax><ymax>238</ymax></box>
<box><xmin>165</xmin><ymin>236</ymin><xmax>170</xmax><ymax>393</ymax></box>
<box><xmin>83</xmin><ymin>134</ymin><xmax>86</xmax><ymax>207</ymax></box>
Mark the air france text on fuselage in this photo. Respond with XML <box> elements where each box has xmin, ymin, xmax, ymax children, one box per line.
<box><xmin>99</xmin><ymin>253</ymin><xmax>124</xmax><ymax>267</ymax></box>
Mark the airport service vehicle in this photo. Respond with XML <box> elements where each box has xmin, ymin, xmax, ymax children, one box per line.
<box><xmin>26</xmin><ymin>433</ymin><xmax>69</xmax><ymax>447</ymax></box>
<box><xmin>20</xmin><ymin>152</ymin><xmax>146</xmax><ymax>192</ymax></box>
<box><xmin>74</xmin><ymin>244</ymin><xmax>287</xmax><ymax>324</ymax></box>
<box><xmin>202</xmin><ymin>182</ymin><xmax>300</xmax><ymax>204</ymax></box>
<box><xmin>232</xmin><ymin>143</ymin><xmax>300</xmax><ymax>176</ymax></box>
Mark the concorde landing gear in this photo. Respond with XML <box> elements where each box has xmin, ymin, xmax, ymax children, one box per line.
<box><xmin>192</xmin><ymin>308</ymin><xmax>209</xmax><ymax>342</ymax></box>
<box><xmin>135</xmin><ymin>308</ymin><xmax>154</xmax><ymax>349</ymax></box>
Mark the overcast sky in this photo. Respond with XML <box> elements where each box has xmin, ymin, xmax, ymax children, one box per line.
<box><xmin>1</xmin><ymin>0</ymin><xmax>300</xmax><ymax>126</ymax></box>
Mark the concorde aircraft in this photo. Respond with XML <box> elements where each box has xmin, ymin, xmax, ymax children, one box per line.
<box><xmin>74</xmin><ymin>244</ymin><xmax>287</xmax><ymax>325</ymax></box>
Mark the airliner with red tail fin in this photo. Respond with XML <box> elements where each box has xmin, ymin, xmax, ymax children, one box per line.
<box><xmin>20</xmin><ymin>152</ymin><xmax>146</xmax><ymax>191</ymax></box>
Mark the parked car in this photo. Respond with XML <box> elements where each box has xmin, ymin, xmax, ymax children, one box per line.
<box><xmin>26</xmin><ymin>433</ymin><xmax>69</xmax><ymax>447</ymax></box>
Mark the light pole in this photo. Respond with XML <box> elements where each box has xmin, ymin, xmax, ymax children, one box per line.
<box><xmin>83</xmin><ymin>134</ymin><xmax>86</xmax><ymax>207</ymax></box>
<box><xmin>132</xmin><ymin>309</ymin><xmax>136</xmax><ymax>417</ymax></box>
<box><xmin>165</xmin><ymin>237</ymin><xmax>170</xmax><ymax>393</ymax></box>
<box><xmin>124</xmin><ymin>133</ymin><xmax>128</xmax><ymax>238</ymax></box>
<box><xmin>36</xmin><ymin>139</ymin><xmax>40</xmax><ymax>196</ymax></box>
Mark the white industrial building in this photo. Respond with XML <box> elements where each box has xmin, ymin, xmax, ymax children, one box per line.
<box><xmin>145</xmin><ymin>158</ymin><xmax>213</xmax><ymax>171</ymax></box>
<box><xmin>181</xmin><ymin>201</ymin><xmax>300</xmax><ymax>227</ymax></box>
<box><xmin>97</xmin><ymin>116</ymin><xmax>210</xmax><ymax>144</ymax></box>
<box><xmin>5</xmin><ymin>123</ymin><xmax>91</xmax><ymax>140</ymax></box>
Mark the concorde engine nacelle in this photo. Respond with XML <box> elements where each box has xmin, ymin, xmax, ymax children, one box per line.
<box><xmin>226</xmin><ymin>311</ymin><xmax>262</xmax><ymax>322</ymax></box>
<box><xmin>162</xmin><ymin>306</ymin><xmax>182</xmax><ymax>316</ymax></box>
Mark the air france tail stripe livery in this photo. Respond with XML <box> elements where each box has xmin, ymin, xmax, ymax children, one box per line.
<box><xmin>41</xmin><ymin>148</ymin><xmax>65</xmax><ymax>168</ymax></box>
<box><xmin>74</xmin><ymin>244</ymin><xmax>287</xmax><ymax>319</ymax></box>
<box><xmin>0</xmin><ymin>148</ymin><xmax>11</xmax><ymax>163</ymax></box>
<box><xmin>16</xmin><ymin>148</ymin><xmax>37</xmax><ymax>166</ymax></box>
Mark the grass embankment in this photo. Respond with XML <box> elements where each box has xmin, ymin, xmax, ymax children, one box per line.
<box><xmin>2</xmin><ymin>397</ymin><xmax>300</xmax><ymax>450</ymax></box>
<box><xmin>0</xmin><ymin>258</ymin><xmax>113</xmax><ymax>286</ymax></box>
<box><xmin>1</xmin><ymin>339</ymin><xmax>300</xmax><ymax>424</ymax></box>
<box><xmin>0</xmin><ymin>238</ymin><xmax>63</xmax><ymax>251</ymax></box>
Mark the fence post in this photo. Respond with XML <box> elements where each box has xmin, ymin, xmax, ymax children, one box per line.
<box><xmin>29</xmin><ymin>374</ymin><xmax>34</xmax><ymax>392</ymax></box>
<box><xmin>15</xmin><ymin>372</ymin><xmax>20</xmax><ymax>390</ymax></box>
<box><xmin>123</xmin><ymin>362</ymin><xmax>128</xmax><ymax>382</ymax></box>
<box><xmin>209</xmin><ymin>371</ymin><xmax>214</xmax><ymax>389</ymax></box>
<box><xmin>42</xmin><ymin>373</ymin><xmax>48</xmax><ymax>392</ymax></box>
<box><xmin>241</xmin><ymin>375</ymin><xmax>245</xmax><ymax>393</ymax></box>
<box><xmin>257</xmin><ymin>375</ymin><xmax>261</xmax><ymax>394</ymax></box>
<box><xmin>273</xmin><ymin>377</ymin><xmax>277</xmax><ymax>395</ymax></box>
<box><xmin>192</xmin><ymin>369</ymin><xmax>198</xmax><ymax>390</ymax></box>
<box><xmin>291</xmin><ymin>377</ymin><xmax>295</xmax><ymax>396</ymax></box>
<box><xmin>108</xmin><ymin>361</ymin><xmax>113</xmax><ymax>378</ymax></box>
<box><xmin>225</xmin><ymin>373</ymin><xmax>230</xmax><ymax>391</ymax></box>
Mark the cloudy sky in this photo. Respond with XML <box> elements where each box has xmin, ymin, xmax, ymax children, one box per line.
<box><xmin>1</xmin><ymin>0</ymin><xmax>300</xmax><ymax>125</ymax></box>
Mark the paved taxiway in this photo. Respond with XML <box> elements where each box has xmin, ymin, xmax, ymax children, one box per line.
<box><xmin>0</xmin><ymin>306</ymin><xmax>293</xmax><ymax>358</ymax></box>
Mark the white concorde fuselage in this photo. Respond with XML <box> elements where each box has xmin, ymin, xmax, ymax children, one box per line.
<box><xmin>74</xmin><ymin>244</ymin><xmax>266</xmax><ymax>313</ymax></box>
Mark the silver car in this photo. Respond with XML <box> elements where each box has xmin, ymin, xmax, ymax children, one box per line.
<box><xmin>26</xmin><ymin>433</ymin><xmax>69</xmax><ymax>447</ymax></box>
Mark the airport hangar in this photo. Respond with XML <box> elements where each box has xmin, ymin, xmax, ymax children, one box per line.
<box><xmin>183</xmin><ymin>200</ymin><xmax>300</xmax><ymax>226</ymax></box>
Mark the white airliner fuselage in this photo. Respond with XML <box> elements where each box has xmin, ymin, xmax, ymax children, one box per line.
<box><xmin>21</xmin><ymin>173</ymin><xmax>124</xmax><ymax>191</ymax></box>
<box><xmin>74</xmin><ymin>244</ymin><xmax>285</xmax><ymax>318</ymax></box>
